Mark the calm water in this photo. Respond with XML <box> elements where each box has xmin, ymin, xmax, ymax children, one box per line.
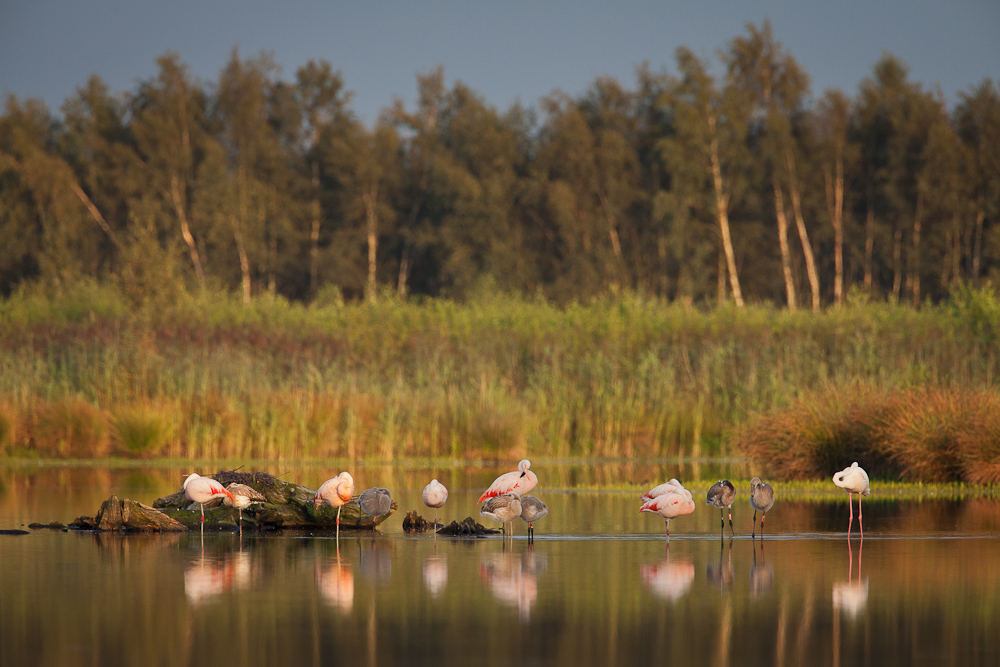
<box><xmin>2</xmin><ymin>463</ymin><xmax>999</xmax><ymax>667</ymax></box>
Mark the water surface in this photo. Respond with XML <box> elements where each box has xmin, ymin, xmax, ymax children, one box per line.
<box><xmin>1</xmin><ymin>463</ymin><xmax>998</xmax><ymax>666</ymax></box>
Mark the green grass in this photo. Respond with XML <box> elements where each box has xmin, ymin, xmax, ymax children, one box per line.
<box><xmin>2</xmin><ymin>281</ymin><xmax>1000</xmax><ymax>475</ymax></box>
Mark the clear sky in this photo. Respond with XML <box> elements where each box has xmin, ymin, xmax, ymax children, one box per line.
<box><xmin>1</xmin><ymin>1</ymin><xmax>997</xmax><ymax>127</ymax></box>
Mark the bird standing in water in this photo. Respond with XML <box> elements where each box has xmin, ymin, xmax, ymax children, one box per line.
<box><xmin>481</xmin><ymin>493</ymin><xmax>523</xmax><ymax>538</ymax></box>
<box><xmin>749</xmin><ymin>477</ymin><xmax>775</xmax><ymax>539</ymax></box>
<box><xmin>477</xmin><ymin>459</ymin><xmax>538</xmax><ymax>504</ymax></box>
<box><xmin>224</xmin><ymin>483</ymin><xmax>266</xmax><ymax>534</ymax></box>
<box><xmin>183</xmin><ymin>473</ymin><xmax>235</xmax><ymax>527</ymax></box>
<box><xmin>359</xmin><ymin>488</ymin><xmax>393</xmax><ymax>521</ymax></box>
<box><xmin>832</xmin><ymin>462</ymin><xmax>871</xmax><ymax>538</ymax></box>
<box><xmin>639</xmin><ymin>480</ymin><xmax>696</xmax><ymax>543</ymax></box>
<box><xmin>314</xmin><ymin>472</ymin><xmax>355</xmax><ymax>540</ymax></box>
<box><xmin>706</xmin><ymin>479</ymin><xmax>737</xmax><ymax>535</ymax></box>
<box><xmin>518</xmin><ymin>495</ymin><xmax>548</xmax><ymax>540</ymax></box>
<box><xmin>422</xmin><ymin>479</ymin><xmax>448</xmax><ymax>528</ymax></box>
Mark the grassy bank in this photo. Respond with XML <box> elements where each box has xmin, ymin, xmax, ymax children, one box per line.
<box><xmin>1</xmin><ymin>281</ymin><xmax>999</xmax><ymax>469</ymax></box>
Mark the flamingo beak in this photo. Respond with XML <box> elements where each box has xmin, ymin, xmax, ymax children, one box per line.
<box><xmin>519</xmin><ymin>472</ymin><xmax>526</xmax><ymax>478</ymax></box>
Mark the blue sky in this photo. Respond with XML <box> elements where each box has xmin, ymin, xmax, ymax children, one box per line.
<box><xmin>1</xmin><ymin>1</ymin><xmax>997</xmax><ymax>126</ymax></box>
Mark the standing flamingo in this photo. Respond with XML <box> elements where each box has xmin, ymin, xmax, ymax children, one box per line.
<box><xmin>422</xmin><ymin>479</ymin><xmax>448</xmax><ymax>528</ymax></box>
<box><xmin>706</xmin><ymin>479</ymin><xmax>737</xmax><ymax>535</ymax></box>
<box><xmin>832</xmin><ymin>462</ymin><xmax>870</xmax><ymax>538</ymax></box>
<box><xmin>480</xmin><ymin>493</ymin><xmax>522</xmax><ymax>537</ymax></box>
<box><xmin>314</xmin><ymin>472</ymin><xmax>355</xmax><ymax>540</ymax></box>
<box><xmin>477</xmin><ymin>459</ymin><xmax>538</xmax><ymax>504</ymax></box>
<box><xmin>639</xmin><ymin>481</ymin><xmax>696</xmax><ymax>543</ymax></box>
<box><xmin>641</xmin><ymin>478</ymin><xmax>688</xmax><ymax>503</ymax></box>
<box><xmin>518</xmin><ymin>495</ymin><xmax>548</xmax><ymax>540</ymax></box>
<box><xmin>749</xmin><ymin>477</ymin><xmax>775</xmax><ymax>539</ymax></box>
<box><xmin>224</xmin><ymin>483</ymin><xmax>266</xmax><ymax>534</ymax></box>
<box><xmin>183</xmin><ymin>473</ymin><xmax>235</xmax><ymax>526</ymax></box>
<box><xmin>358</xmin><ymin>488</ymin><xmax>392</xmax><ymax>521</ymax></box>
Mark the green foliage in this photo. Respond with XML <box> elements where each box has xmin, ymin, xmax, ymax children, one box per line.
<box><xmin>2</xmin><ymin>288</ymin><xmax>1000</xmax><ymax>475</ymax></box>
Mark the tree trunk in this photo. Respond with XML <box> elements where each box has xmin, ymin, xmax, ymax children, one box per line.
<box><xmin>864</xmin><ymin>196</ymin><xmax>874</xmax><ymax>290</ymax></box>
<box><xmin>170</xmin><ymin>174</ymin><xmax>204</xmax><ymax>284</ymax></box>
<box><xmin>707</xmin><ymin>110</ymin><xmax>743</xmax><ymax>307</ymax></box>
<box><xmin>786</xmin><ymin>150</ymin><xmax>820</xmax><ymax>311</ymax></box>
<box><xmin>824</xmin><ymin>156</ymin><xmax>845</xmax><ymax>307</ymax></box>
<box><xmin>973</xmin><ymin>209</ymin><xmax>984</xmax><ymax>285</ymax></box>
<box><xmin>911</xmin><ymin>194</ymin><xmax>922</xmax><ymax>307</ymax></box>
<box><xmin>310</xmin><ymin>160</ymin><xmax>321</xmax><ymax>297</ymax></box>
<box><xmin>773</xmin><ymin>181</ymin><xmax>797</xmax><ymax>311</ymax></box>
<box><xmin>363</xmin><ymin>181</ymin><xmax>379</xmax><ymax>303</ymax></box>
<box><xmin>892</xmin><ymin>227</ymin><xmax>902</xmax><ymax>303</ymax></box>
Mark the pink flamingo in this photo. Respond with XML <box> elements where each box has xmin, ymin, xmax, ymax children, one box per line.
<box><xmin>183</xmin><ymin>473</ymin><xmax>235</xmax><ymax>525</ymax></box>
<box><xmin>641</xmin><ymin>478</ymin><xmax>687</xmax><ymax>503</ymax></box>
<box><xmin>477</xmin><ymin>459</ymin><xmax>538</xmax><ymax>504</ymax></box>
<box><xmin>832</xmin><ymin>462</ymin><xmax>870</xmax><ymax>538</ymax></box>
<box><xmin>422</xmin><ymin>479</ymin><xmax>449</xmax><ymax>527</ymax></box>
<box><xmin>314</xmin><ymin>472</ymin><xmax>355</xmax><ymax>540</ymax></box>
<box><xmin>639</xmin><ymin>481</ymin><xmax>695</xmax><ymax>542</ymax></box>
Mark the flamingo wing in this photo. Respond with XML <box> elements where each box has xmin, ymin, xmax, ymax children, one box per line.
<box><xmin>477</xmin><ymin>471</ymin><xmax>520</xmax><ymax>504</ymax></box>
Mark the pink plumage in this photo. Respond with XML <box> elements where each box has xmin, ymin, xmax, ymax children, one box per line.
<box><xmin>183</xmin><ymin>473</ymin><xmax>234</xmax><ymax>505</ymax></box>
<box><xmin>477</xmin><ymin>459</ymin><xmax>538</xmax><ymax>504</ymax></box>
<box><xmin>641</xmin><ymin>478</ymin><xmax>691</xmax><ymax>503</ymax></box>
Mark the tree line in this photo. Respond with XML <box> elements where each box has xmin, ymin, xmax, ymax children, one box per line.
<box><xmin>1</xmin><ymin>22</ymin><xmax>997</xmax><ymax>308</ymax></box>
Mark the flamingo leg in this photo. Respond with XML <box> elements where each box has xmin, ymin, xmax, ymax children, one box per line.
<box><xmin>728</xmin><ymin>510</ymin><xmax>734</xmax><ymax>536</ymax></box>
<box><xmin>858</xmin><ymin>494</ymin><xmax>863</xmax><ymax>537</ymax></box>
<box><xmin>752</xmin><ymin>510</ymin><xmax>758</xmax><ymax>539</ymax></box>
<box><xmin>336</xmin><ymin>505</ymin><xmax>342</xmax><ymax>541</ymax></box>
<box><xmin>761</xmin><ymin>513</ymin><xmax>766</xmax><ymax>538</ymax></box>
<box><xmin>847</xmin><ymin>493</ymin><xmax>854</xmax><ymax>537</ymax></box>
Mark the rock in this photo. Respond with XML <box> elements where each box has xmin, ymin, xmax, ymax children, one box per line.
<box><xmin>28</xmin><ymin>521</ymin><xmax>65</xmax><ymax>529</ymax></box>
<box><xmin>0</xmin><ymin>529</ymin><xmax>30</xmax><ymax>535</ymax></box>
<box><xmin>94</xmin><ymin>495</ymin><xmax>188</xmax><ymax>532</ymax></box>
<box><xmin>73</xmin><ymin>474</ymin><xmax>398</xmax><ymax>532</ymax></box>
<box><xmin>436</xmin><ymin>516</ymin><xmax>500</xmax><ymax>537</ymax></box>
<box><xmin>402</xmin><ymin>511</ymin><xmax>432</xmax><ymax>532</ymax></box>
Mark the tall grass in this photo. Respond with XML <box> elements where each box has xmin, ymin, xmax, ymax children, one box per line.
<box><xmin>736</xmin><ymin>385</ymin><xmax>1000</xmax><ymax>483</ymax></box>
<box><xmin>2</xmin><ymin>281</ymin><xmax>1000</xmax><ymax>466</ymax></box>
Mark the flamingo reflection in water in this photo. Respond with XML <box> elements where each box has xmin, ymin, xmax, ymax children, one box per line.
<box><xmin>641</xmin><ymin>558</ymin><xmax>695</xmax><ymax>600</ymax></box>
<box><xmin>749</xmin><ymin>538</ymin><xmax>774</xmax><ymax>597</ymax></box>
<box><xmin>833</xmin><ymin>536</ymin><xmax>868</xmax><ymax>617</ymax></box>
<box><xmin>316</xmin><ymin>558</ymin><xmax>355</xmax><ymax>613</ymax></box>
<box><xmin>706</xmin><ymin>535</ymin><xmax>734</xmax><ymax>591</ymax></box>
<box><xmin>423</xmin><ymin>554</ymin><xmax>448</xmax><ymax>597</ymax></box>
<box><xmin>479</xmin><ymin>551</ymin><xmax>546</xmax><ymax>621</ymax></box>
<box><xmin>184</xmin><ymin>540</ymin><xmax>253</xmax><ymax>606</ymax></box>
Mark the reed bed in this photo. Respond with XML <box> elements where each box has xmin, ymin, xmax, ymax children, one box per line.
<box><xmin>736</xmin><ymin>385</ymin><xmax>1000</xmax><ymax>483</ymax></box>
<box><xmin>2</xmin><ymin>281</ymin><xmax>1000</xmax><ymax>472</ymax></box>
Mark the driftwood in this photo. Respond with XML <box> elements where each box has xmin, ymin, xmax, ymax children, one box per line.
<box><xmin>70</xmin><ymin>473</ymin><xmax>397</xmax><ymax>532</ymax></box>
<box><xmin>436</xmin><ymin>517</ymin><xmax>500</xmax><ymax>537</ymax></box>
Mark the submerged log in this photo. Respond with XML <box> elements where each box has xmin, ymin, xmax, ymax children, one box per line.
<box><xmin>436</xmin><ymin>517</ymin><xmax>500</xmax><ymax>537</ymax></box>
<box><xmin>86</xmin><ymin>495</ymin><xmax>188</xmax><ymax>532</ymax></box>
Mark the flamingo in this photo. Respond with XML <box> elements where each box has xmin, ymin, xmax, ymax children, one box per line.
<box><xmin>422</xmin><ymin>479</ymin><xmax>448</xmax><ymax>528</ymax></box>
<box><xmin>706</xmin><ymin>479</ymin><xmax>737</xmax><ymax>535</ymax></box>
<box><xmin>183</xmin><ymin>473</ymin><xmax>235</xmax><ymax>525</ymax></box>
<box><xmin>358</xmin><ymin>488</ymin><xmax>392</xmax><ymax>522</ymax></box>
<box><xmin>477</xmin><ymin>459</ymin><xmax>538</xmax><ymax>504</ymax></box>
<box><xmin>314</xmin><ymin>472</ymin><xmax>355</xmax><ymax>539</ymax></box>
<box><xmin>223</xmin><ymin>483</ymin><xmax>266</xmax><ymax>534</ymax></box>
<box><xmin>641</xmin><ymin>478</ymin><xmax>688</xmax><ymax>503</ymax></box>
<box><xmin>480</xmin><ymin>493</ymin><xmax>522</xmax><ymax>537</ymax></box>
<box><xmin>639</xmin><ymin>481</ymin><xmax>696</xmax><ymax>542</ymax></box>
<box><xmin>832</xmin><ymin>462</ymin><xmax>870</xmax><ymax>538</ymax></box>
<box><xmin>518</xmin><ymin>495</ymin><xmax>548</xmax><ymax>540</ymax></box>
<box><xmin>750</xmin><ymin>477</ymin><xmax>776</xmax><ymax>539</ymax></box>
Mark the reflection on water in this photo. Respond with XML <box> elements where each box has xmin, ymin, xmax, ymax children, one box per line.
<box><xmin>832</xmin><ymin>539</ymin><xmax>868</xmax><ymax>617</ymax></box>
<box><xmin>479</xmin><ymin>549</ymin><xmax>546</xmax><ymax>621</ymax></box>
<box><xmin>423</xmin><ymin>553</ymin><xmax>447</xmax><ymax>596</ymax></box>
<box><xmin>640</xmin><ymin>556</ymin><xmax>695</xmax><ymax>600</ymax></box>
<box><xmin>316</xmin><ymin>558</ymin><xmax>355</xmax><ymax>612</ymax></box>
<box><xmin>2</xmin><ymin>464</ymin><xmax>1000</xmax><ymax>666</ymax></box>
